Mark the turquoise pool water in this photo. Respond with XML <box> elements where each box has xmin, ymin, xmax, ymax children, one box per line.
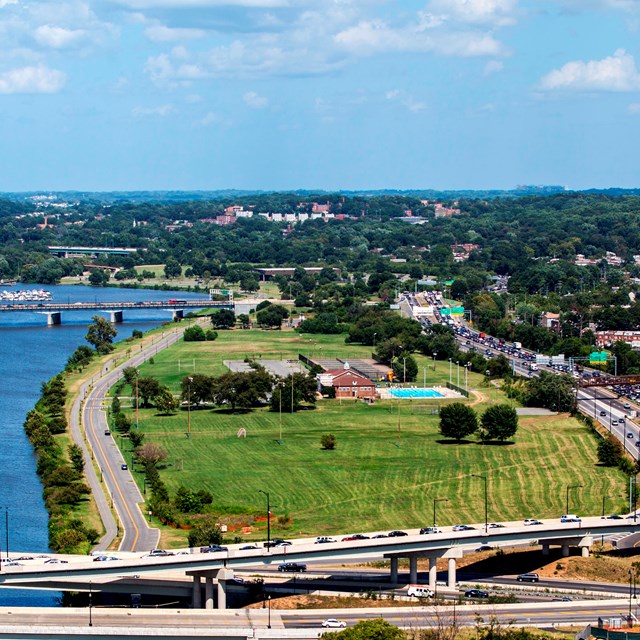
<box><xmin>388</xmin><ymin>388</ymin><xmax>444</xmax><ymax>398</ymax></box>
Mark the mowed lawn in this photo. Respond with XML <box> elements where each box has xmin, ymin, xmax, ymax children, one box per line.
<box><xmin>120</xmin><ymin>328</ymin><xmax>626</xmax><ymax>536</ymax></box>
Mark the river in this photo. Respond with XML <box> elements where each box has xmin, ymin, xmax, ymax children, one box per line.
<box><xmin>0</xmin><ymin>283</ymin><xmax>208</xmax><ymax>606</ymax></box>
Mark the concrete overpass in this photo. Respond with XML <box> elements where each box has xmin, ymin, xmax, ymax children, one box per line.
<box><xmin>0</xmin><ymin>517</ymin><xmax>635</xmax><ymax>609</ymax></box>
<box><xmin>0</xmin><ymin>300</ymin><xmax>232</xmax><ymax>325</ymax></box>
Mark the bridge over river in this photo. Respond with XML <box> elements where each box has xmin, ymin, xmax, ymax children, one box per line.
<box><xmin>0</xmin><ymin>299</ymin><xmax>232</xmax><ymax>325</ymax></box>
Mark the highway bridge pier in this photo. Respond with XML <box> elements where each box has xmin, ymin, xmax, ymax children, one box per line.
<box><xmin>188</xmin><ymin>568</ymin><xmax>234</xmax><ymax>610</ymax></box>
<box><xmin>388</xmin><ymin>548</ymin><xmax>463</xmax><ymax>590</ymax></box>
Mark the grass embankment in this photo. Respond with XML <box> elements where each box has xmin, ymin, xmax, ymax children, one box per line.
<box><xmin>111</xmin><ymin>329</ymin><xmax>626</xmax><ymax>546</ymax></box>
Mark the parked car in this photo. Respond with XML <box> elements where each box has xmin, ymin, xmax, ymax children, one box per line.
<box><xmin>278</xmin><ymin>562</ymin><xmax>307</xmax><ymax>572</ymax></box>
<box><xmin>322</xmin><ymin>619</ymin><xmax>347</xmax><ymax>628</ymax></box>
<box><xmin>465</xmin><ymin>589</ymin><xmax>489</xmax><ymax>598</ymax></box>
<box><xmin>517</xmin><ymin>572</ymin><xmax>539</xmax><ymax>582</ymax></box>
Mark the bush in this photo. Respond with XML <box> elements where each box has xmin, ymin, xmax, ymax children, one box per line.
<box><xmin>184</xmin><ymin>325</ymin><xmax>206</xmax><ymax>342</ymax></box>
<box><xmin>320</xmin><ymin>434</ymin><xmax>337</xmax><ymax>450</ymax></box>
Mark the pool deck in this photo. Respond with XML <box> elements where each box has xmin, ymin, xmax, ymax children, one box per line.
<box><xmin>377</xmin><ymin>386</ymin><xmax>463</xmax><ymax>400</ymax></box>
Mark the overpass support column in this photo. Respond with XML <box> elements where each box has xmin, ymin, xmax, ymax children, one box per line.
<box><xmin>447</xmin><ymin>557</ymin><xmax>457</xmax><ymax>588</ymax></box>
<box><xmin>46</xmin><ymin>312</ymin><xmax>61</xmax><ymax>326</ymax></box>
<box><xmin>205</xmin><ymin>577</ymin><xmax>214</xmax><ymax>609</ymax></box>
<box><xmin>409</xmin><ymin>556</ymin><xmax>418</xmax><ymax>584</ymax></box>
<box><xmin>541</xmin><ymin>543</ymin><xmax>550</xmax><ymax>556</ymax></box>
<box><xmin>428</xmin><ymin>558</ymin><xmax>438</xmax><ymax>590</ymax></box>
<box><xmin>172</xmin><ymin>309</ymin><xmax>184</xmax><ymax>321</ymax></box>
<box><xmin>192</xmin><ymin>575</ymin><xmax>201</xmax><ymax>609</ymax></box>
<box><xmin>581</xmin><ymin>545</ymin><xmax>590</xmax><ymax>558</ymax></box>
<box><xmin>110</xmin><ymin>310</ymin><xmax>123</xmax><ymax>323</ymax></box>
<box><xmin>561</xmin><ymin>544</ymin><xmax>570</xmax><ymax>557</ymax></box>
<box><xmin>217</xmin><ymin>580</ymin><xmax>227</xmax><ymax>610</ymax></box>
<box><xmin>390</xmin><ymin>557</ymin><xmax>399</xmax><ymax>584</ymax></box>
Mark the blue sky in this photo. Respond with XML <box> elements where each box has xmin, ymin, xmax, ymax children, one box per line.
<box><xmin>1</xmin><ymin>0</ymin><xmax>640</xmax><ymax>191</ymax></box>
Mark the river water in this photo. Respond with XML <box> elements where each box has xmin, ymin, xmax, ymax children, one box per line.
<box><xmin>0</xmin><ymin>283</ymin><xmax>207</xmax><ymax>606</ymax></box>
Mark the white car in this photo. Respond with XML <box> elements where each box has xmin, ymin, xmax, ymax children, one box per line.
<box><xmin>322</xmin><ymin>619</ymin><xmax>347</xmax><ymax>628</ymax></box>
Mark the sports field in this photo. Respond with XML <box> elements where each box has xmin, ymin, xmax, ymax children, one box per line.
<box><xmin>117</xmin><ymin>329</ymin><xmax>627</xmax><ymax>540</ymax></box>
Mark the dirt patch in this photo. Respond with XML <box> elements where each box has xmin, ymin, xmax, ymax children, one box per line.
<box><xmin>246</xmin><ymin>594</ymin><xmax>416</xmax><ymax>610</ymax></box>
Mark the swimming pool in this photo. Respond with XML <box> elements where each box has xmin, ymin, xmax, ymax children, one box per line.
<box><xmin>388</xmin><ymin>388</ymin><xmax>444</xmax><ymax>399</ymax></box>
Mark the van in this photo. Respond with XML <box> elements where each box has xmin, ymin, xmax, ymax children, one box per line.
<box><xmin>516</xmin><ymin>572</ymin><xmax>539</xmax><ymax>582</ymax></box>
<box><xmin>529</xmin><ymin>363</ymin><xmax>538</xmax><ymax>371</ymax></box>
<box><xmin>407</xmin><ymin>585</ymin><xmax>433</xmax><ymax>597</ymax></box>
<box><xmin>560</xmin><ymin>514</ymin><xmax>581</xmax><ymax>523</ymax></box>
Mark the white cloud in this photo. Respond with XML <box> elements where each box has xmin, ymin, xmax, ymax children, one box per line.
<box><xmin>34</xmin><ymin>25</ymin><xmax>86</xmax><ymax>49</ymax></box>
<box><xmin>483</xmin><ymin>59</ymin><xmax>504</xmax><ymax>75</ymax></box>
<box><xmin>144</xmin><ymin>25</ymin><xmax>205</xmax><ymax>42</ymax></box>
<box><xmin>334</xmin><ymin>19</ymin><xmax>504</xmax><ymax>57</ymax></box>
<box><xmin>385</xmin><ymin>88</ymin><xmax>427</xmax><ymax>112</ymax></box>
<box><xmin>540</xmin><ymin>49</ymin><xmax>640</xmax><ymax>92</ymax></box>
<box><xmin>0</xmin><ymin>65</ymin><xmax>66</xmax><ymax>93</ymax></box>
<box><xmin>628</xmin><ymin>102</ymin><xmax>640</xmax><ymax>113</ymax></box>
<box><xmin>132</xmin><ymin>103</ymin><xmax>176</xmax><ymax>116</ymax></box>
<box><xmin>425</xmin><ymin>0</ymin><xmax>517</xmax><ymax>26</ymax></box>
<box><xmin>243</xmin><ymin>91</ymin><xmax>268</xmax><ymax>108</ymax></box>
<box><xmin>0</xmin><ymin>0</ymin><xmax>18</xmax><ymax>7</ymax></box>
<box><xmin>114</xmin><ymin>0</ymin><xmax>289</xmax><ymax>8</ymax></box>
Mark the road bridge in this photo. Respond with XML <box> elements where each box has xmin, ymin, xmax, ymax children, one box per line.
<box><xmin>0</xmin><ymin>300</ymin><xmax>232</xmax><ymax>325</ymax></box>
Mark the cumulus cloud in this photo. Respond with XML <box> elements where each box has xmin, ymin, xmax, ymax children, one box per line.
<box><xmin>34</xmin><ymin>25</ymin><xmax>86</xmax><ymax>49</ymax></box>
<box><xmin>628</xmin><ymin>102</ymin><xmax>640</xmax><ymax>113</ymax></box>
<box><xmin>132</xmin><ymin>103</ymin><xmax>176</xmax><ymax>116</ymax></box>
<box><xmin>0</xmin><ymin>0</ymin><xmax>18</xmax><ymax>7</ymax></box>
<box><xmin>425</xmin><ymin>0</ymin><xmax>517</xmax><ymax>26</ymax></box>
<box><xmin>540</xmin><ymin>49</ymin><xmax>640</xmax><ymax>91</ymax></box>
<box><xmin>144</xmin><ymin>25</ymin><xmax>206</xmax><ymax>42</ymax></box>
<box><xmin>243</xmin><ymin>90</ymin><xmax>268</xmax><ymax>108</ymax></box>
<box><xmin>385</xmin><ymin>88</ymin><xmax>427</xmax><ymax>112</ymax></box>
<box><xmin>0</xmin><ymin>65</ymin><xmax>66</xmax><ymax>93</ymax></box>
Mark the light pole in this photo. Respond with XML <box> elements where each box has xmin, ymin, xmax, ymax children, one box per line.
<box><xmin>4</xmin><ymin>508</ymin><xmax>8</xmax><ymax>561</ymax></box>
<box><xmin>186</xmin><ymin>376</ymin><xmax>193</xmax><ymax>439</ymax></box>
<box><xmin>433</xmin><ymin>497</ymin><xmax>448</xmax><ymax>527</ymax></box>
<box><xmin>456</xmin><ymin>361</ymin><xmax>460</xmax><ymax>388</ymax></box>
<box><xmin>89</xmin><ymin>581</ymin><xmax>93</xmax><ymax>627</ymax></box>
<box><xmin>267</xmin><ymin>594</ymin><xmax>272</xmax><ymax>629</ymax></box>
<box><xmin>472</xmin><ymin>474</ymin><xmax>488</xmax><ymax>533</ymax></box>
<box><xmin>464</xmin><ymin>363</ymin><xmax>469</xmax><ymax>393</ymax></box>
<box><xmin>449</xmin><ymin>358</ymin><xmax>452</xmax><ymax>384</ymax></box>
<box><xmin>566</xmin><ymin>484</ymin><xmax>582</xmax><ymax>515</ymax></box>
<box><xmin>278</xmin><ymin>381</ymin><xmax>283</xmax><ymax>445</ymax></box>
<box><xmin>433</xmin><ymin>352</ymin><xmax>437</xmax><ymax>371</ymax></box>
<box><xmin>403</xmin><ymin>357</ymin><xmax>407</xmax><ymax>384</ymax></box>
<box><xmin>259</xmin><ymin>490</ymin><xmax>271</xmax><ymax>550</ymax></box>
<box><xmin>135</xmin><ymin>371</ymin><xmax>139</xmax><ymax>429</ymax></box>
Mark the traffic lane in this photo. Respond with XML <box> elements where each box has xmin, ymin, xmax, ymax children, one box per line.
<box><xmin>475</xmin><ymin>574</ymin><xmax>633</xmax><ymax>595</ymax></box>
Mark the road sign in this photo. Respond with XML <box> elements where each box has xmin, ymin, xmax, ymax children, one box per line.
<box><xmin>451</xmin><ymin>306</ymin><xmax>465</xmax><ymax>316</ymax></box>
<box><xmin>550</xmin><ymin>355</ymin><xmax>565</xmax><ymax>365</ymax></box>
<box><xmin>440</xmin><ymin>308</ymin><xmax>451</xmax><ymax>316</ymax></box>
<box><xmin>536</xmin><ymin>355</ymin><xmax>551</xmax><ymax>365</ymax></box>
<box><xmin>589</xmin><ymin>351</ymin><xmax>608</xmax><ymax>364</ymax></box>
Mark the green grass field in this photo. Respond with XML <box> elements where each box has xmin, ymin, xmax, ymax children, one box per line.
<box><xmin>115</xmin><ymin>329</ymin><xmax>627</xmax><ymax>540</ymax></box>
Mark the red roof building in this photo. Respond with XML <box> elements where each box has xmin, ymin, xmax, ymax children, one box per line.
<box><xmin>322</xmin><ymin>367</ymin><xmax>377</xmax><ymax>399</ymax></box>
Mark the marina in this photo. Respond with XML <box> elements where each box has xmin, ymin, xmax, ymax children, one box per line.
<box><xmin>0</xmin><ymin>288</ymin><xmax>52</xmax><ymax>302</ymax></box>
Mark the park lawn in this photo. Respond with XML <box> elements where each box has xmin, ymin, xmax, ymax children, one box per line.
<box><xmin>122</xmin><ymin>395</ymin><xmax>626</xmax><ymax>541</ymax></box>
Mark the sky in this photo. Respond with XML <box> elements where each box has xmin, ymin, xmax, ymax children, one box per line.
<box><xmin>1</xmin><ymin>0</ymin><xmax>640</xmax><ymax>192</ymax></box>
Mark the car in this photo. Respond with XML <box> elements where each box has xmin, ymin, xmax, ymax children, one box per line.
<box><xmin>465</xmin><ymin>589</ymin><xmax>489</xmax><ymax>598</ymax></box>
<box><xmin>44</xmin><ymin>558</ymin><xmax>68</xmax><ymax>564</ymax></box>
<box><xmin>322</xmin><ymin>619</ymin><xmax>347</xmax><ymax>628</ymax></box>
<box><xmin>603</xmin><ymin>514</ymin><xmax>624</xmax><ymax>520</ymax></box>
<box><xmin>93</xmin><ymin>555</ymin><xmax>120</xmax><ymax>562</ymax></box>
<box><xmin>628</xmin><ymin>432</ymin><xmax>634</xmax><ymax>438</ymax></box>
<box><xmin>264</xmin><ymin>539</ymin><xmax>290</xmax><ymax>548</ymax></box>
<box><xmin>341</xmin><ymin>534</ymin><xmax>370</xmax><ymax>541</ymax></box>
<box><xmin>552</xmin><ymin>597</ymin><xmax>572</xmax><ymax>602</ymax></box>
<box><xmin>560</xmin><ymin>514</ymin><xmax>581</xmax><ymax>523</ymax></box>
<box><xmin>121</xmin><ymin>463</ymin><xmax>128</xmax><ymax>470</ymax></box>
<box><xmin>475</xmin><ymin>545</ymin><xmax>494</xmax><ymax>552</ymax></box>
<box><xmin>612</xmin><ymin>419</ymin><xmax>619</xmax><ymax>425</ymax></box>
<box><xmin>388</xmin><ymin>530</ymin><xmax>408</xmax><ymax>537</ymax></box>
<box><xmin>13</xmin><ymin>556</ymin><xmax>34</xmax><ymax>561</ymax></box>
<box><xmin>407</xmin><ymin>585</ymin><xmax>433</xmax><ymax>597</ymax></box>
<box><xmin>420</xmin><ymin>527</ymin><xmax>442</xmax><ymax>534</ymax></box>
<box><xmin>452</xmin><ymin>524</ymin><xmax>476</xmax><ymax>531</ymax></box>
<box><xmin>315</xmin><ymin>537</ymin><xmax>336</xmax><ymax>544</ymax></box>
<box><xmin>240</xmin><ymin>545</ymin><xmax>259</xmax><ymax>550</ymax></box>
<box><xmin>144</xmin><ymin>549</ymin><xmax>174</xmax><ymax>557</ymax></box>
<box><xmin>488</xmin><ymin>523</ymin><xmax>505</xmax><ymax>529</ymax></box>
<box><xmin>371</xmin><ymin>534</ymin><xmax>388</xmax><ymax>538</ymax></box>
<box><xmin>636</xmin><ymin>441</ymin><xmax>640</xmax><ymax>447</ymax></box>
<box><xmin>517</xmin><ymin>572</ymin><xmax>539</xmax><ymax>582</ymax></box>
<box><xmin>600</xmin><ymin>411</ymin><xmax>607</xmax><ymax>416</ymax></box>
<box><xmin>200</xmin><ymin>545</ymin><xmax>228</xmax><ymax>553</ymax></box>
<box><xmin>278</xmin><ymin>562</ymin><xmax>307</xmax><ymax>572</ymax></box>
<box><xmin>104</xmin><ymin>429</ymin><xmax>111</xmax><ymax>436</ymax></box>
<box><xmin>524</xmin><ymin>519</ymin><xmax>543</xmax><ymax>526</ymax></box>
<box><xmin>2</xmin><ymin>561</ymin><xmax>22</xmax><ymax>567</ymax></box>
<box><xmin>625</xmin><ymin>403</ymin><xmax>632</xmax><ymax>409</ymax></box>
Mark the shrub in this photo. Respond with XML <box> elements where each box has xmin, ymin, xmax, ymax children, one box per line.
<box><xmin>321</xmin><ymin>434</ymin><xmax>337</xmax><ymax>450</ymax></box>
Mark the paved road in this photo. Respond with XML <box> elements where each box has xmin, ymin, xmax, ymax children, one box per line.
<box><xmin>71</xmin><ymin>322</ymin><xmax>201</xmax><ymax>553</ymax></box>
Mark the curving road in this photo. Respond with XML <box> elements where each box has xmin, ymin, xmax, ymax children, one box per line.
<box><xmin>70</xmin><ymin>321</ymin><xmax>201</xmax><ymax>552</ymax></box>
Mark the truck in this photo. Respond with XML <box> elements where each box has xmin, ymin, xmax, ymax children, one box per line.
<box><xmin>513</xmin><ymin>341</ymin><xmax>522</xmax><ymax>350</ymax></box>
<box><xmin>529</xmin><ymin>363</ymin><xmax>538</xmax><ymax>371</ymax></box>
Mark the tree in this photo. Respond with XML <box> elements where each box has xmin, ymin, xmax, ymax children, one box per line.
<box><xmin>69</xmin><ymin>444</ymin><xmax>85</xmax><ymax>474</ymax></box>
<box><xmin>439</xmin><ymin>403</ymin><xmax>478</xmax><ymax>442</ymax></box>
<box><xmin>184</xmin><ymin>325</ymin><xmax>206</xmax><ymax>342</ymax></box>
<box><xmin>523</xmin><ymin>372</ymin><xmax>577</xmax><ymax>413</ymax></box>
<box><xmin>88</xmin><ymin>269</ymin><xmax>110</xmax><ymax>286</ymax></box>
<box><xmin>86</xmin><ymin>315</ymin><xmax>117</xmax><ymax>354</ymax></box>
<box><xmin>210</xmin><ymin>309</ymin><xmax>236</xmax><ymax>329</ymax></box>
<box><xmin>270</xmin><ymin>373</ymin><xmax>317</xmax><ymax>412</ymax></box>
<box><xmin>320</xmin><ymin>434</ymin><xmax>337</xmax><ymax>450</ymax></box>
<box><xmin>321</xmin><ymin>618</ymin><xmax>404</xmax><ymax>640</ymax></box>
<box><xmin>136</xmin><ymin>442</ymin><xmax>168</xmax><ymax>467</ymax></box>
<box><xmin>597</xmin><ymin>435</ymin><xmax>624</xmax><ymax>467</ymax></box>
<box><xmin>155</xmin><ymin>386</ymin><xmax>178</xmax><ymax>414</ymax></box>
<box><xmin>187</xmin><ymin>518</ymin><xmax>224</xmax><ymax>548</ymax></box>
<box><xmin>122</xmin><ymin>366</ymin><xmax>139</xmax><ymax>388</ymax></box>
<box><xmin>111</xmin><ymin>396</ymin><xmax>121</xmax><ymax>415</ymax></box>
<box><xmin>164</xmin><ymin>258</ymin><xmax>182</xmax><ymax>279</ymax></box>
<box><xmin>256</xmin><ymin>304</ymin><xmax>289</xmax><ymax>329</ymax></box>
<box><xmin>212</xmin><ymin>368</ymin><xmax>273</xmax><ymax>411</ymax></box>
<box><xmin>65</xmin><ymin>345</ymin><xmax>94</xmax><ymax>371</ymax></box>
<box><xmin>175</xmin><ymin>486</ymin><xmax>203</xmax><ymax>513</ymax></box>
<box><xmin>480</xmin><ymin>404</ymin><xmax>519</xmax><ymax>442</ymax></box>
<box><xmin>180</xmin><ymin>374</ymin><xmax>214</xmax><ymax>406</ymax></box>
<box><xmin>392</xmin><ymin>355</ymin><xmax>418</xmax><ymax>382</ymax></box>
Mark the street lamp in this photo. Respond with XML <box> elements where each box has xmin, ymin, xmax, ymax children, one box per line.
<box><xmin>456</xmin><ymin>361</ymin><xmax>460</xmax><ymax>388</ymax></box>
<box><xmin>472</xmin><ymin>474</ymin><xmax>488</xmax><ymax>533</ymax></box>
<box><xmin>433</xmin><ymin>352</ymin><xmax>437</xmax><ymax>371</ymax></box>
<box><xmin>566</xmin><ymin>484</ymin><xmax>582</xmax><ymax>515</ymax></box>
<box><xmin>403</xmin><ymin>357</ymin><xmax>407</xmax><ymax>384</ymax></box>
<box><xmin>433</xmin><ymin>497</ymin><xmax>448</xmax><ymax>527</ymax></box>
<box><xmin>89</xmin><ymin>581</ymin><xmax>93</xmax><ymax>627</ymax></box>
<box><xmin>258</xmin><ymin>490</ymin><xmax>271</xmax><ymax>550</ymax></box>
<box><xmin>449</xmin><ymin>358</ymin><xmax>452</xmax><ymax>384</ymax></box>
<box><xmin>267</xmin><ymin>594</ymin><xmax>272</xmax><ymax>629</ymax></box>
<box><xmin>135</xmin><ymin>370</ymin><xmax>139</xmax><ymax>429</ymax></box>
<box><xmin>186</xmin><ymin>376</ymin><xmax>193</xmax><ymax>439</ymax></box>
